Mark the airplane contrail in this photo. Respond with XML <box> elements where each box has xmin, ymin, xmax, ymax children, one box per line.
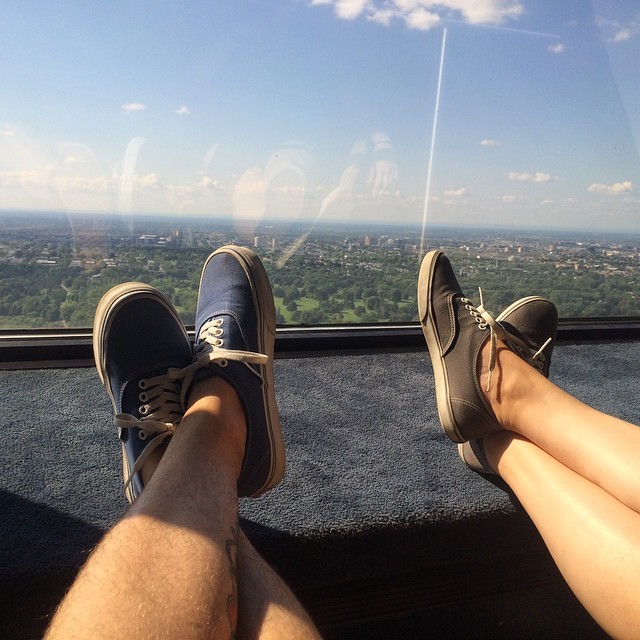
<box><xmin>420</xmin><ymin>27</ymin><xmax>447</xmax><ymax>258</ymax></box>
<box><xmin>444</xmin><ymin>18</ymin><xmax>560</xmax><ymax>39</ymax></box>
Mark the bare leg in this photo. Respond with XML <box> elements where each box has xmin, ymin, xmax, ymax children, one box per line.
<box><xmin>236</xmin><ymin>531</ymin><xmax>323</xmax><ymax>640</ymax></box>
<box><xmin>484</xmin><ymin>431</ymin><xmax>640</xmax><ymax>639</ymax></box>
<box><xmin>481</xmin><ymin>343</ymin><xmax>640</xmax><ymax>513</ymax></box>
<box><xmin>477</xmin><ymin>343</ymin><xmax>640</xmax><ymax>638</ymax></box>
<box><xmin>47</xmin><ymin>377</ymin><xmax>248</xmax><ymax>640</ymax></box>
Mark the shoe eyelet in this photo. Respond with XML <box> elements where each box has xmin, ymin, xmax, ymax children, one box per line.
<box><xmin>138</xmin><ymin>379</ymin><xmax>148</xmax><ymax>390</ymax></box>
<box><xmin>219</xmin><ymin>359</ymin><xmax>228</xmax><ymax>367</ymax></box>
<box><xmin>138</xmin><ymin>430</ymin><xmax>148</xmax><ymax>441</ymax></box>
<box><xmin>139</xmin><ymin>404</ymin><xmax>150</xmax><ymax>416</ymax></box>
<box><xmin>139</xmin><ymin>392</ymin><xmax>148</xmax><ymax>402</ymax></box>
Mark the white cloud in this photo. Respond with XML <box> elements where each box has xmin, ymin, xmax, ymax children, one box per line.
<box><xmin>393</xmin><ymin>0</ymin><xmax>419</xmax><ymax>10</ymax></box>
<box><xmin>595</xmin><ymin>15</ymin><xmax>640</xmax><ymax>43</ymax></box>
<box><xmin>137</xmin><ymin>173</ymin><xmax>160</xmax><ymax>189</ymax></box>
<box><xmin>335</xmin><ymin>0</ymin><xmax>368</xmax><ymax>19</ymax></box>
<box><xmin>614</xmin><ymin>28</ymin><xmax>633</xmax><ymax>42</ymax></box>
<box><xmin>450</xmin><ymin>0</ymin><xmax>525</xmax><ymax>25</ymax></box>
<box><xmin>175</xmin><ymin>106</ymin><xmax>191</xmax><ymax>115</ymax></box>
<box><xmin>63</xmin><ymin>155</ymin><xmax>85</xmax><ymax>165</ymax></box>
<box><xmin>310</xmin><ymin>0</ymin><xmax>524</xmax><ymax>29</ymax></box>
<box><xmin>55</xmin><ymin>175</ymin><xmax>113</xmax><ymax>194</ymax></box>
<box><xmin>507</xmin><ymin>171</ymin><xmax>553</xmax><ymax>182</ymax></box>
<box><xmin>1</xmin><ymin>127</ymin><xmax>15</xmax><ymax>137</ymax></box>
<box><xmin>405</xmin><ymin>8</ymin><xmax>440</xmax><ymax>30</ymax></box>
<box><xmin>588</xmin><ymin>181</ymin><xmax>634</xmax><ymax>195</ymax></box>
<box><xmin>121</xmin><ymin>102</ymin><xmax>146</xmax><ymax>113</ymax></box>
<box><xmin>0</xmin><ymin>170</ymin><xmax>49</xmax><ymax>188</ymax></box>
<box><xmin>368</xmin><ymin>8</ymin><xmax>394</xmax><ymax>25</ymax></box>
<box><xmin>270</xmin><ymin>184</ymin><xmax>308</xmax><ymax>196</ymax></box>
<box><xmin>548</xmin><ymin>42</ymin><xmax>565</xmax><ymax>54</ymax></box>
<box><xmin>498</xmin><ymin>194</ymin><xmax>524</xmax><ymax>202</ymax></box>
<box><xmin>480</xmin><ymin>138</ymin><xmax>502</xmax><ymax>147</ymax></box>
<box><xmin>444</xmin><ymin>187</ymin><xmax>468</xmax><ymax>197</ymax></box>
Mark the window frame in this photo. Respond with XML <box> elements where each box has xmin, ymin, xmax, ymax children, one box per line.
<box><xmin>2</xmin><ymin>319</ymin><xmax>639</xmax><ymax>369</ymax></box>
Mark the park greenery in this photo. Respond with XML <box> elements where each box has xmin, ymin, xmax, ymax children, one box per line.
<box><xmin>1</xmin><ymin>213</ymin><xmax>640</xmax><ymax>329</ymax></box>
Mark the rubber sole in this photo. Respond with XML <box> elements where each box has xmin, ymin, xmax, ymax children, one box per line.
<box><xmin>93</xmin><ymin>282</ymin><xmax>187</xmax><ymax>405</ymax></box>
<box><xmin>198</xmin><ymin>246</ymin><xmax>285</xmax><ymax>496</ymax></box>
<box><xmin>93</xmin><ymin>282</ymin><xmax>189</xmax><ymax>503</ymax></box>
<box><xmin>496</xmin><ymin>296</ymin><xmax>548</xmax><ymax>322</ymax></box>
<box><xmin>418</xmin><ymin>250</ymin><xmax>466</xmax><ymax>443</ymax></box>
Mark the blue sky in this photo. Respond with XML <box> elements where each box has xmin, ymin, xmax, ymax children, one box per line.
<box><xmin>0</xmin><ymin>0</ymin><xmax>639</xmax><ymax>231</ymax></box>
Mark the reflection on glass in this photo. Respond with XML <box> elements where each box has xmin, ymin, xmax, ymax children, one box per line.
<box><xmin>0</xmin><ymin>1</ymin><xmax>639</xmax><ymax>329</ymax></box>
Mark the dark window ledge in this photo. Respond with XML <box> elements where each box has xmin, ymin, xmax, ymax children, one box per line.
<box><xmin>1</xmin><ymin>319</ymin><xmax>639</xmax><ymax>369</ymax></box>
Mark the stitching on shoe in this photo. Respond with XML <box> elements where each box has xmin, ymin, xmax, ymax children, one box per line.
<box><xmin>451</xmin><ymin>396</ymin><xmax>496</xmax><ymax>416</ymax></box>
<box><xmin>443</xmin><ymin>293</ymin><xmax>456</xmax><ymax>354</ymax></box>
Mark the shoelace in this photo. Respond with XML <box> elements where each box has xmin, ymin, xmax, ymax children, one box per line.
<box><xmin>462</xmin><ymin>288</ymin><xmax>552</xmax><ymax>391</ymax></box>
<box><xmin>188</xmin><ymin>317</ymin><xmax>268</xmax><ymax>392</ymax></box>
<box><xmin>115</xmin><ymin>367</ymin><xmax>185</xmax><ymax>494</ymax></box>
<box><xmin>116</xmin><ymin>316</ymin><xmax>268</xmax><ymax>495</ymax></box>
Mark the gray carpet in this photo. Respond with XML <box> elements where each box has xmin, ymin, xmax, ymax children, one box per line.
<box><xmin>2</xmin><ymin>342</ymin><xmax>635</xmax><ymax>637</ymax></box>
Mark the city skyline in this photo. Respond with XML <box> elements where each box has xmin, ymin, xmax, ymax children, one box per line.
<box><xmin>2</xmin><ymin>208</ymin><xmax>640</xmax><ymax>330</ymax></box>
<box><xmin>0</xmin><ymin>1</ymin><xmax>638</xmax><ymax>231</ymax></box>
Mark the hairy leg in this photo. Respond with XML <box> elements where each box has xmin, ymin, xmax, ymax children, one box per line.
<box><xmin>481</xmin><ymin>342</ymin><xmax>640</xmax><ymax>513</ymax></box>
<box><xmin>484</xmin><ymin>431</ymin><xmax>640</xmax><ymax>639</ymax></box>
<box><xmin>46</xmin><ymin>377</ymin><xmax>247</xmax><ymax>640</ymax></box>
<box><xmin>236</xmin><ymin>531</ymin><xmax>323</xmax><ymax>640</ymax></box>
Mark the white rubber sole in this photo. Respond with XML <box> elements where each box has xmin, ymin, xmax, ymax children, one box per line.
<box><xmin>418</xmin><ymin>250</ymin><xmax>466</xmax><ymax>443</ymax></box>
<box><xmin>93</xmin><ymin>282</ymin><xmax>189</xmax><ymax>503</ymax></box>
<box><xmin>496</xmin><ymin>296</ymin><xmax>548</xmax><ymax>322</ymax></box>
<box><xmin>198</xmin><ymin>246</ymin><xmax>285</xmax><ymax>495</ymax></box>
<box><xmin>93</xmin><ymin>282</ymin><xmax>186</xmax><ymax>407</ymax></box>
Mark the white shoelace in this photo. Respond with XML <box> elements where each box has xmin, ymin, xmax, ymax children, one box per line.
<box><xmin>115</xmin><ymin>367</ymin><xmax>185</xmax><ymax>494</ymax></box>
<box><xmin>463</xmin><ymin>288</ymin><xmax>552</xmax><ymax>391</ymax></box>
<box><xmin>116</xmin><ymin>316</ymin><xmax>267</xmax><ymax>494</ymax></box>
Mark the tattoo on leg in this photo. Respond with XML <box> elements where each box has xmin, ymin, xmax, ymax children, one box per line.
<box><xmin>225</xmin><ymin>523</ymin><xmax>239</xmax><ymax>639</ymax></box>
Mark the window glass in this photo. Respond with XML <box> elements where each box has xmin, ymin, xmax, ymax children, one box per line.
<box><xmin>1</xmin><ymin>1</ymin><xmax>639</xmax><ymax>328</ymax></box>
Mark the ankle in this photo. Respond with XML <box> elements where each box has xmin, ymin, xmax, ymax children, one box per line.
<box><xmin>482</xmin><ymin>430</ymin><xmax>517</xmax><ymax>476</ymax></box>
<box><xmin>181</xmin><ymin>376</ymin><xmax>248</xmax><ymax>474</ymax></box>
<box><xmin>478</xmin><ymin>340</ymin><xmax>529</xmax><ymax>432</ymax></box>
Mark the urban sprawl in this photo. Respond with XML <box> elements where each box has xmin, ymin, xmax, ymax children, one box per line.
<box><xmin>1</xmin><ymin>212</ymin><xmax>639</xmax><ymax>329</ymax></box>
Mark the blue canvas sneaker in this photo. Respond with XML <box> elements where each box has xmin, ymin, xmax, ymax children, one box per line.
<box><xmin>187</xmin><ymin>245</ymin><xmax>285</xmax><ymax>497</ymax></box>
<box><xmin>93</xmin><ymin>283</ymin><xmax>193</xmax><ymax>502</ymax></box>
